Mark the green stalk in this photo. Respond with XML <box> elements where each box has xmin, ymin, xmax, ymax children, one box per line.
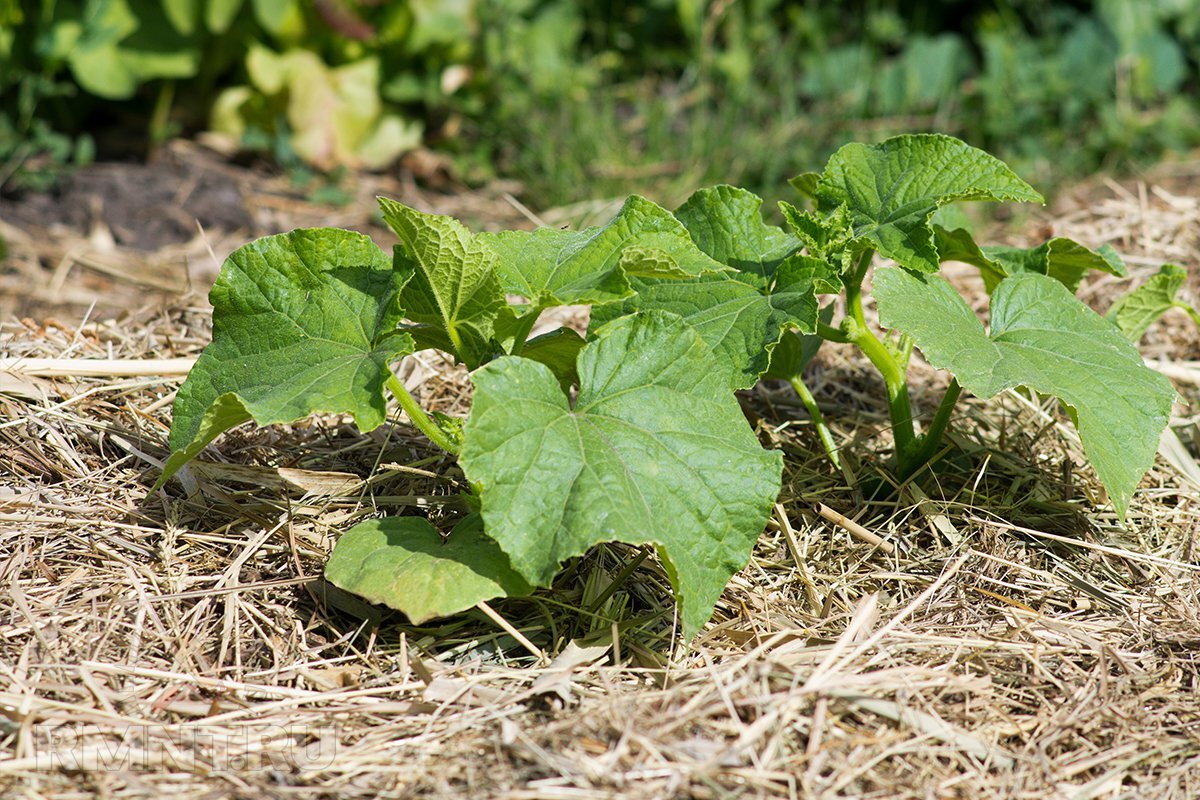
<box><xmin>816</xmin><ymin>321</ymin><xmax>851</xmax><ymax>343</ymax></box>
<box><xmin>149</xmin><ymin>80</ymin><xmax>176</xmax><ymax>148</ymax></box>
<box><xmin>899</xmin><ymin>378</ymin><xmax>963</xmax><ymax>481</ymax></box>
<box><xmin>587</xmin><ymin>547</ymin><xmax>652</xmax><ymax>613</ymax></box>
<box><xmin>1176</xmin><ymin>301</ymin><xmax>1200</xmax><ymax>329</ymax></box>
<box><xmin>507</xmin><ymin>305</ymin><xmax>543</xmax><ymax>355</ymax></box>
<box><xmin>843</xmin><ymin>250</ymin><xmax>919</xmax><ymax>464</ymax></box>
<box><xmin>789</xmin><ymin>375</ymin><xmax>842</xmax><ymax>470</ymax></box>
<box><xmin>385</xmin><ymin>374</ymin><xmax>460</xmax><ymax>455</ymax></box>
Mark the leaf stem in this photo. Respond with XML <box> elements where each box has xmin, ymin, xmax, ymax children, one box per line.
<box><xmin>789</xmin><ymin>375</ymin><xmax>842</xmax><ymax>470</ymax></box>
<box><xmin>899</xmin><ymin>378</ymin><xmax>963</xmax><ymax>480</ymax></box>
<box><xmin>816</xmin><ymin>322</ymin><xmax>851</xmax><ymax>343</ymax></box>
<box><xmin>587</xmin><ymin>547</ymin><xmax>652</xmax><ymax>613</ymax></box>
<box><xmin>1176</xmin><ymin>301</ymin><xmax>1200</xmax><ymax>328</ymax></box>
<box><xmin>507</xmin><ymin>305</ymin><xmax>544</xmax><ymax>356</ymax></box>
<box><xmin>844</xmin><ymin>250</ymin><xmax>918</xmax><ymax>462</ymax></box>
<box><xmin>385</xmin><ymin>374</ymin><xmax>461</xmax><ymax>455</ymax></box>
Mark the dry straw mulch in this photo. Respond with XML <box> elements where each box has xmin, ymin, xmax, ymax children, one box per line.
<box><xmin>1</xmin><ymin>172</ymin><xmax>1200</xmax><ymax>799</ymax></box>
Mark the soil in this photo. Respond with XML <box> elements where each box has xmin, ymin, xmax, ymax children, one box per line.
<box><xmin>0</xmin><ymin>140</ymin><xmax>532</xmax><ymax>319</ymax></box>
<box><xmin>0</xmin><ymin>155</ymin><xmax>251</xmax><ymax>253</ymax></box>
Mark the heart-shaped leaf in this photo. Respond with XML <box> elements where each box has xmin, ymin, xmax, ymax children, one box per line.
<box><xmin>815</xmin><ymin>134</ymin><xmax>1043</xmax><ymax>273</ymax></box>
<box><xmin>589</xmin><ymin>257</ymin><xmax>833</xmax><ymax>390</ymax></box>
<box><xmin>379</xmin><ymin>198</ymin><xmax>506</xmax><ymax>368</ymax></box>
<box><xmin>460</xmin><ymin>312</ymin><xmax>782</xmax><ymax>636</ymax></box>
<box><xmin>160</xmin><ymin>228</ymin><xmax>412</xmax><ymax>486</ymax></box>
<box><xmin>874</xmin><ymin>267</ymin><xmax>1175</xmax><ymax>516</ymax></box>
<box><xmin>1107</xmin><ymin>263</ymin><xmax>1200</xmax><ymax>341</ymax></box>
<box><xmin>674</xmin><ymin>185</ymin><xmax>802</xmax><ymax>279</ymax></box>
<box><xmin>934</xmin><ymin>226</ymin><xmax>1126</xmax><ymax>292</ymax></box>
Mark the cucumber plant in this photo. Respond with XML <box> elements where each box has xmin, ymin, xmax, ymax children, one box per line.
<box><xmin>157</xmin><ymin>135</ymin><xmax>1181</xmax><ymax>636</ymax></box>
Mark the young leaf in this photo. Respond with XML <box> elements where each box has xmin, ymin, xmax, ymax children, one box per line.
<box><xmin>588</xmin><ymin>256</ymin><xmax>834</xmax><ymax>390</ymax></box>
<box><xmin>1107</xmin><ymin>264</ymin><xmax>1200</xmax><ymax>341</ymax></box>
<box><xmin>780</xmin><ymin>202</ymin><xmax>856</xmax><ymax>270</ymax></box>
<box><xmin>674</xmin><ymin>185</ymin><xmax>801</xmax><ymax>279</ymax></box>
<box><xmin>815</xmin><ymin>134</ymin><xmax>1043</xmax><ymax>273</ymax></box>
<box><xmin>934</xmin><ymin>226</ymin><xmax>1127</xmax><ymax>292</ymax></box>
<box><xmin>460</xmin><ymin>312</ymin><xmax>783</xmax><ymax>636</ymax></box>
<box><xmin>478</xmin><ymin>195</ymin><xmax>728</xmax><ymax>307</ymax></box>
<box><xmin>325</xmin><ymin>515</ymin><xmax>532</xmax><ymax>624</ymax></box>
<box><xmin>378</xmin><ymin>198</ymin><xmax>506</xmax><ymax>367</ymax></box>
<box><xmin>788</xmin><ymin>172</ymin><xmax>821</xmax><ymax>202</ymax></box>
<box><xmin>983</xmin><ymin>239</ymin><xmax>1126</xmax><ymax>293</ymax></box>
<box><xmin>764</xmin><ymin>304</ymin><xmax>835</xmax><ymax>380</ymax></box>
<box><xmin>874</xmin><ymin>268</ymin><xmax>1175</xmax><ymax>516</ymax></box>
<box><xmin>159</xmin><ymin>229</ymin><xmax>412</xmax><ymax>486</ymax></box>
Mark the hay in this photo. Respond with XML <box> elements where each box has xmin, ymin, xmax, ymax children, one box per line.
<box><xmin>1</xmin><ymin>176</ymin><xmax>1199</xmax><ymax>798</ymax></box>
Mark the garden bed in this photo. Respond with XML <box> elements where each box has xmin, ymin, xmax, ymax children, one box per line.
<box><xmin>1</xmin><ymin>154</ymin><xmax>1199</xmax><ymax>798</ymax></box>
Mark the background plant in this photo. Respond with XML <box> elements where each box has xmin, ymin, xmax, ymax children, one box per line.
<box><xmin>5</xmin><ymin>1</ymin><xmax>1200</xmax><ymax>203</ymax></box>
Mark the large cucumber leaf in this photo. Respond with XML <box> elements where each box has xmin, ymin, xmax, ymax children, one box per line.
<box><xmin>589</xmin><ymin>256</ymin><xmax>836</xmax><ymax>390</ymax></box>
<box><xmin>814</xmin><ymin>135</ymin><xmax>1043</xmax><ymax>274</ymax></box>
<box><xmin>1107</xmin><ymin>264</ymin><xmax>1200</xmax><ymax>341</ymax></box>
<box><xmin>325</xmin><ymin>515</ymin><xmax>532</xmax><ymax>624</ymax></box>
<box><xmin>674</xmin><ymin>185</ymin><xmax>802</xmax><ymax>279</ymax></box>
<box><xmin>874</xmin><ymin>268</ymin><xmax>1175</xmax><ymax>516</ymax></box>
<box><xmin>159</xmin><ymin>228</ymin><xmax>412</xmax><ymax>486</ymax></box>
<box><xmin>478</xmin><ymin>195</ymin><xmax>729</xmax><ymax>307</ymax></box>
<box><xmin>379</xmin><ymin>198</ymin><xmax>506</xmax><ymax>368</ymax></box>
<box><xmin>460</xmin><ymin>312</ymin><xmax>783</xmax><ymax>636</ymax></box>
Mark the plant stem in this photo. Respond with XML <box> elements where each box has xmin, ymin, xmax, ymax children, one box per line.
<box><xmin>789</xmin><ymin>375</ymin><xmax>842</xmax><ymax>469</ymax></box>
<box><xmin>587</xmin><ymin>547</ymin><xmax>652</xmax><ymax>612</ymax></box>
<box><xmin>1176</xmin><ymin>301</ymin><xmax>1200</xmax><ymax>329</ymax></box>
<box><xmin>899</xmin><ymin>378</ymin><xmax>963</xmax><ymax>480</ymax></box>
<box><xmin>844</xmin><ymin>249</ymin><xmax>918</xmax><ymax>463</ymax></box>
<box><xmin>385</xmin><ymin>374</ymin><xmax>460</xmax><ymax>455</ymax></box>
<box><xmin>816</xmin><ymin>322</ymin><xmax>851</xmax><ymax>343</ymax></box>
<box><xmin>507</xmin><ymin>305</ymin><xmax>543</xmax><ymax>355</ymax></box>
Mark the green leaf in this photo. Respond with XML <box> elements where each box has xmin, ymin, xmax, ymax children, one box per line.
<box><xmin>788</xmin><ymin>172</ymin><xmax>821</xmax><ymax>202</ymax></box>
<box><xmin>1107</xmin><ymin>263</ymin><xmax>1200</xmax><ymax>340</ymax></box>
<box><xmin>460</xmin><ymin>312</ymin><xmax>783</xmax><ymax>636</ymax></box>
<box><xmin>205</xmin><ymin>0</ymin><xmax>243</xmax><ymax>32</ymax></box>
<box><xmin>519</xmin><ymin>328</ymin><xmax>586</xmax><ymax>392</ymax></box>
<box><xmin>161</xmin><ymin>0</ymin><xmax>196</xmax><ymax>34</ymax></box>
<box><xmin>984</xmin><ymin>240</ymin><xmax>1126</xmax><ymax>293</ymax></box>
<box><xmin>931</xmin><ymin>225</ymin><xmax>993</xmax><ymax>272</ymax></box>
<box><xmin>589</xmin><ymin>256</ymin><xmax>832</xmax><ymax>390</ymax></box>
<box><xmin>674</xmin><ymin>185</ymin><xmax>801</xmax><ymax>279</ymax></box>
<box><xmin>251</xmin><ymin>0</ymin><xmax>298</xmax><ymax>35</ymax></box>
<box><xmin>479</xmin><ymin>195</ymin><xmax>728</xmax><ymax>307</ymax></box>
<box><xmin>160</xmin><ymin>228</ymin><xmax>412</xmax><ymax>485</ymax></box>
<box><xmin>765</xmin><ymin>304</ymin><xmax>834</xmax><ymax>380</ymax></box>
<box><xmin>874</xmin><ymin>268</ymin><xmax>1175</xmax><ymax>516</ymax></box>
<box><xmin>480</xmin><ymin>227</ymin><xmax>631</xmax><ymax>306</ymax></box>
<box><xmin>325</xmin><ymin>515</ymin><xmax>532</xmax><ymax>624</ymax></box>
<box><xmin>779</xmin><ymin>202</ymin><xmax>857</xmax><ymax>272</ymax></box>
<box><xmin>934</xmin><ymin>227</ymin><xmax>1127</xmax><ymax>293</ymax></box>
<box><xmin>379</xmin><ymin>198</ymin><xmax>506</xmax><ymax>368</ymax></box>
<box><xmin>814</xmin><ymin>134</ymin><xmax>1043</xmax><ymax>273</ymax></box>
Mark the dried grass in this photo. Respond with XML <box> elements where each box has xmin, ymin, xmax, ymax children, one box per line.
<box><xmin>1</xmin><ymin>176</ymin><xmax>1200</xmax><ymax>799</ymax></box>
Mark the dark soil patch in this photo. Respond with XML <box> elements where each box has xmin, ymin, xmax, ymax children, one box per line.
<box><xmin>0</xmin><ymin>153</ymin><xmax>252</xmax><ymax>251</ymax></box>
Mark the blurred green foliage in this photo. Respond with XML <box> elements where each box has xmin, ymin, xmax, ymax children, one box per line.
<box><xmin>3</xmin><ymin>0</ymin><xmax>1200</xmax><ymax>205</ymax></box>
<box><xmin>471</xmin><ymin>0</ymin><xmax>1200</xmax><ymax>206</ymax></box>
